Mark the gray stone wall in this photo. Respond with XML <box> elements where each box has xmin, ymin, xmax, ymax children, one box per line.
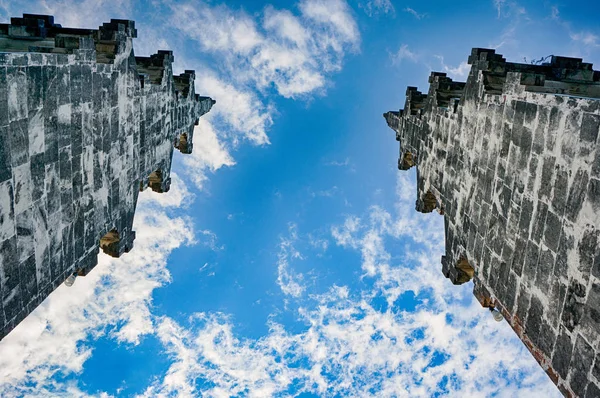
<box><xmin>0</xmin><ymin>15</ymin><xmax>214</xmax><ymax>341</ymax></box>
<box><xmin>385</xmin><ymin>48</ymin><xmax>600</xmax><ymax>397</ymax></box>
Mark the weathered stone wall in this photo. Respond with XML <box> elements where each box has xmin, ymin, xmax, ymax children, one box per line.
<box><xmin>0</xmin><ymin>15</ymin><xmax>214</xmax><ymax>341</ymax></box>
<box><xmin>385</xmin><ymin>48</ymin><xmax>600</xmax><ymax>397</ymax></box>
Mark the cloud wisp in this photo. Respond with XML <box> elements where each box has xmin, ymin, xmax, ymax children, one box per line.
<box><xmin>390</xmin><ymin>43</ymin><xmax>419</xmax><ymax>64</ymax></box>
<box><xmin>360</xmin><ymin>0</ymin><xmax>395</xmax><ymax>17</ymax></box>
<box><xmin>404</xmin><ymin>7</ymin><xmax>427</xmax><ymax>20</ymax></box>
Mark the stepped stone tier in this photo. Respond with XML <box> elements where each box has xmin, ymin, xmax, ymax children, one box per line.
<box><xmin>385</xmin><ymin>48</ymin><xmax>600</xmax><ymax>397</ymax></box>
<box><xmin>0</xmin><ymin>14</ymin><xmax>214</xmax><ymax>341</ymax></box>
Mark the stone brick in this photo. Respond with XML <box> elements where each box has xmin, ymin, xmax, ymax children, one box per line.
<box><xmin>562</xmin><ymin>281</ymin><xmax>586</xmax><ymax>332</ymax></box>
<box><xmin>0</xmin><ymin>180</ymin><xmax>14</xmax><ymax>242</ymax></box>
<box><xmin>531</xmin><ymin>201</ymin><xmax>548</xmax><ymax>244</ymax></box>
<box><xmin>515</xmin><ymin>285</ymin><xmax>531</xmax><ymax>325</ymax></box>
<box><xmin>579</xmin><ymin>227</ymin><xmax>599</xmax><ymax>282</ymax></box>
<box><xmin>552</xmin><ymin>167</ymin><xmax>569</xmax><ymax>216</ymax></box>
<box><xmin>537</xmin><ymin>320</ymin><xmax>557</xmax><ymax>359</ymax></box>
<box><xmin>566</xmin><ymin>168</ymin><xmax>590</xmax><ymax>223</ymax></box>
<box><xmin>539</xmin><ymin>156</ymin><xmax>556</xmax><ymax>199</ymax></box>
<box><xmin>583</xmin><ymin>282</ymin><xmax>600</xmax><ymax>330</ymax></box>
<box><xmin>569</xmin><ymin>335</ymin><xmax>595</xmax><ymax>397</ymax></box>
<box><xmin>552</xmin><ymin>327</ymin><xmax>573</xmax><ymax>379</ymax></box>
<box><xmin>0</xmin><ymin>126</ymin><xmax>11</xmax><ymax>183</ymax></box>
<box><xmin>526</xmin><ymin>295</ymin><xmax>544</xmax><ymax>336</ymax></box>
<box><xmin>593</xmin><ymin>354</ymin><xmax>600</xmax><ymax>384</ymax></box>
<box><xmin>543</xmin><ymin>211</ymin><xmax>562</xmax><ymax>253</ymax></box>
<box><xmin>581</xmin><ymin>113</ymin><xmax>600</xmax><ymax>143</ymax></box>
<box><xmin>535</xmin><ymin>249</ymin><xmax>554</xmax><ymax>293</ymax></box>
<box><xmin>585</xmin><ymin>382</ymin><xmax>600</xmax><ymax>398</ymax></box>
<box><xmin>589</xmin><ymin>178</ymin><xmax>600</xmax><ymax>214</ymax></box>
<box><xmin>523</xmin><ymin>241</ymin><xmax>540</xmax><ymax>286</ymax></box>
<box><xmin>555</xmin><ymin>232</ymin><xmax>575</xmax><ymax>278</ymax></box>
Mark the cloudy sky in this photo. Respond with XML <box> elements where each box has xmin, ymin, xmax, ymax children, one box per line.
<box><xmin>1</xmin><ymin>0</ymin><xmax>599</xmax><ymax>396</ymax></box>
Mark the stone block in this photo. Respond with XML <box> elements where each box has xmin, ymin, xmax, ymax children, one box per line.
<box><xmin>43</xmin><ymin>115</ymin><xmax>58</xmax><ymax>164</ymax></box>
<box><xmin>588</xmin><ymin>178</ymin><xmax>600</xmax><ymax>213</ymax></box>
<box><xmin>593</xmin><ymin>354</ymin><xmax>600</xmax><ymax>386</ymax></box>
<box><xmin>569</xmin><ymin>335</ymin><xmax>595</xmax><ymax>397</ymax></box>
<box><xmin>503</xmin><ymin>271</ymin><xmax>518</xmax><ymax>313</ymax></box>
<box><xmin>552</xmin><ymin>168</ymin><xmax>569</xmax><ymax>216</ymax></box>
<box><xmin>512</xmin><ymin>101</ymin><xmax>527</xmax><ymax>146</ymax></box>
<box><xmin>535</xmin><ymin>249</ymin><xmax>554</xmax><ymax>293</ymax></box>
<box><xmin>30</xmin><ymin>153</ymin><xmax>45</xmax><ymax>202</ymax></box>
<box><xmin>593</xmin><ymin>149</ymin><xmax>600</xmax><ymax>179</ymax></box>
<box><xmin>12</xmin><ymin>162</ymin><xmax>32</xmax><ymax>216</ymax></box>
<box><xmin>0</xmin><ymin>180</ymin><xmax>14</xmax><ymax>242</ymax></box>
<box><xmin>539</xmin><ymin>156</ymin><xmax>556</xmax><ymax>200</ymax></box>
<box><xmin>0</xmin><ymin>126</ymin><xmax>11</xmax><ymax>183</ymax></box>
<box><xmin>0</xmin><ymin>67</ymin><xmax>8</xmax><ymax>127</ymax></box>
<box><xmin>0</xmin><ymin>236</ymin><xmax>20</xmax><ymax>299</ymax></box>
<box><xmin>546</xmin><ymin>107</ymin><xmax>561</xmax><ymax>152</ymax></box>
<box><xmin>20</xmin><ymin>255</ymin><xmax>38</xmax><ymax>302</ymax></box>
<box><xmin>563</xmin><ymin>281</ymin><xmax>586</xmax><ymax>332</ymax></box>
<box><xmin>8</xmin><ymin>118</ymin><xmax>28</xmax><ymax>167</ymax></box>
<box><xmin>523</xmin><ymin>241</ymin><xmax>540</xmax><ymax>286</ymax></box>
<box><xmin>552</xmin><ymin>327</ymin><xmax>573</xmax><ymax>379</ymax></box>
<box><xmin>7</xmin><ymin>67</ymin><xmax>27</xmax><ymax>122</ymax></box>
<box><xmin>585</xmin><ymin>382</ymin><xmax>600</xmax><ymax>398</ymax></box>
<box><xmin>531</xmin><ymin>201</ymin><xmax>548</xmax><ymax>244</ymax></box>
<box><xmin>581</xmin><ymin>282</ymin><xmax>600</xmax><ymax>340</ymax></box>
<box><xmin>44</xmin><ymin>162</ymin><xmax>60</xmax><ymax>215</ymax></box>
<box><xmin>543</xmin><ymin>211</ymin><xmax>562</xmax><ymax>252</ymax></box>
<box><xmin>511</xmin><ymin>237</ymin><xmax>526</xmax><ymax>277</ymax></box>
<box><xmin>548</xmin><ymin>280</ymin><xmax>567</xmax><ymax>329</ymax></box>
<box><xmin>579</xmin><ymin>227</ymin><xmax>599</xmax><ymax>281</ymax></box>
<box><xmin>537</xmin><ymin>320</ymin><xmax>556</xmax><ymax>359</ymax></box>
<box><xmin>15</xmin><ymin>208</ymin><xmax>34</xmax><ymax>263</ymax></box>
<box><xmin>533</xmin><ymin>106</ymin><xmax>548</xmax><ymax>155</ymax></box>
<box><xmin>515</xmin><ymin>283</ymin><xmax>530</xmax><ymax>324</ymax></box>
<box><xmin>581</xmin><ymin>113</ymin><xmax>600</xmax><ymax>143</ymax></box>
<box><xmin>526</xmin><ymin>295</ymin><xmax>544</xmax><ymax>337</ymax></box>
<box><xmin>566</xmin><ymin>168</ymin><xmax>590</xmax><ymax>223</ymax></box>
<box><xmin>500</xmin><ymin>122</ymin><xmax>511</xmax><ymax>158</ymax></box>
<box><xmin>27</xmin><ymin>66</ymin><xmax>43</xmax><ymax>111</ymax></box>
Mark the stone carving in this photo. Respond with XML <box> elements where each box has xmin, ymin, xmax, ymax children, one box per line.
<box><xmin>385</xmin><ymin>48</ymin><xmax>600</xmax><ymax>397</ymax></box>
<box><xmin>0</xmin><ymin>14</ymin><xmax>214</xmax><ymax>341</ymax></box>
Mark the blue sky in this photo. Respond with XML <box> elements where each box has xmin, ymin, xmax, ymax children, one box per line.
<box><xmin>1</xmin><ymin>0</ymin><xmax>599</xmax><ymax>396</ymax></box>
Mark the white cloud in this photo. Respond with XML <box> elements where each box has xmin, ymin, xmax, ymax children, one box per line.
<box><xmin>433</xmin><ymin>55</ymin><xmax>471</xmax><ymax>80</ymax></box>
<box><xmin>309</xmin><ymin>185</ymin><xmax>339</xmax><ymax>198</ymax></box>
<box><xmin>139</xmin><ymin>172</ymin><xmax>194</xmax><ymax>209</ymax></box>
<box><xmin>547</xmin><ymin>6</ymin><xmax>600</xmax><ymax>54</ymax></box>
<box><xmin>360</xmin><ymin>0</ymin><xmax>395</xmax><ymax>17</ymax></box>
<box><xmin>324</xmin><ymin>157</ymin><xmax>350</xmax><ymax>167</ymax></box>
<box><xmin>494</xmin><ymin>0</ymin><xmax>506</xmax><ymax>18</ymax></box>
<box><xmin>181</xmin><ymin>118</ymin><xmax>237</xmax><ymax>190</ymax></box>
<box><xmin>195</xmin><ymin>74</ymin><xmax>273</xmax><ymax>146</ymax></box>
<box><xmin>139</xmin><ymin>281</ymin><xmax>558</xmax><ymax>396</ymax></box>
<box><xmin>570</xmin><ymin>31</ymin><xmax>600</xmax><ymax>47</ymax></box>
<box><xmin>391</xmin><ymin>44</ymin><xmax>418</xmax><ymax>64</ymax></box>
<box><xmin>167</xmin><ymin>0</ymin><xmax>358</xmax><ymax>100</ymax></box>
<box><xmin>404</xmin><ymin>7</ymin><xmax>426</xmax><ymax>20</ymax></box>
<box><xmin>31</xmin><ymin>0</ymin><xmax>134</xmax><ymax>29</ymax></box>
<box><xmin>493</xmin><ymin>0</ymin><xmax>526</xmax><ymax>19</ymax></box>
<box><xmin>276</xmin><ymin>224</ymin><xmax>306</xmax><ymax>298</ymax></box>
